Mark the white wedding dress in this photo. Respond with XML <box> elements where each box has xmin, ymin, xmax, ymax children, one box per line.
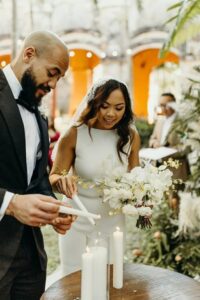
<box><xmin>59</xmin><ymin>124</ymin><xmax>130</xmax><ymax>275</ymax></box>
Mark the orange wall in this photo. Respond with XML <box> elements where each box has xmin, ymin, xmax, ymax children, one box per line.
<box><xmin>0</xmin><ymin>54</ymin><xmax>11</xmax><ymax>68</ymax></box>
<box><xmin>68</xmin><ymin>49</ymin><xmax>100</xmax><ymax>114</ymax></box>
<box><xmin>132</xmin><ymin>49</ymin><xmax>179</xmax><ymax>117</ymax></box>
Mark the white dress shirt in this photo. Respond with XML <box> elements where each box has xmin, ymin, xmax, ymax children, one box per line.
<box><xmin>0</xmin><ymin>64</ymin><xmax>41</xmax><ymax>220</ymax></box>
<box><xmin>160</xmin><ymin>112</ymin><xmax>176</xmax><ymax>146</ymax></box>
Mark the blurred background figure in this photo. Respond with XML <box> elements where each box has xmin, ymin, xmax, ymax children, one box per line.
<box><xmin>149</xmin><ymin>93</ymin><xmax>177</xmax><ymax>148</ymax></box>
<box><xmin>48</xmin><ymin>117</ymin><xmax>60</xmax><ymax>170</ymax></box>
<box><xmin>149</xmin><ymin>92</ymin><xmax>189</xmax><ymax>191</ymax></box>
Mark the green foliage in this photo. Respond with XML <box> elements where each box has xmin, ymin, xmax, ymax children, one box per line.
<box><xmin>132</xmin><ymin>67</ymin><xmax>200</xmax><ymax>278</ymax></box>
<box><xmin>133</xmin><ymin>200</ymin><xmax>200</xmax><ymax>277</ymax></box>
<box><xmin>160</xmin><ymin>0</ymin><xmax>200</xmax><ymax>57</ymax></box>
<box><xmin>176</xmin><ymin>67</ymin><xmax>200</xmax><ymax>195</ymax></box>
<box><xmin>135</xmin><ymin>118</ymin><xmax>154</xmax><ymax>148</ymax></box>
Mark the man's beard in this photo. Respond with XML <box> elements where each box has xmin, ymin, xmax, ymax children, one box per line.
<box><xmin>20</xmin><ymin>68</ymin><xmax>50</xmax><ymax>107</ymax></box>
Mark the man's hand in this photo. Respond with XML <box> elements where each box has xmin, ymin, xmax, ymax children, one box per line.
<box><xmin>6</xmin><ymin>194</ymin><xmax>61</xmax><ymax>227</ymax></box>
<box><xmin>52</xmin><ymin>202</ymin><xmax>77</xmax><ymax>234</ymax></box>
<box><xmin>149</xmin><ymin>140</ymin><xmax>160</xmax><ymax>148</ymax></box>
<box><xmin>52</xmin><ymin>214</ymin><xmax>76</xmax><ymax>234</ymax></box>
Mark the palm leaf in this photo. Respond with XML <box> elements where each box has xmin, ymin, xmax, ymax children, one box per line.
<box><xmin>173</xmin><ymin>22</ymin><xmax>200</xmax><ymax>45</ymax></box>
<box><xmin>160</xmin><ymin>0</ymin><xmax>200</xmax><ymax>57</ymax></box>
<box><xmin>167</xmin><ymin>1</ymin><xmax>183</xmax><ymax>11</ymax></box>
<box><xmin>165</xmin><ymin>15</ymin><xmax>179</xmax><ymax>25</ymax></box>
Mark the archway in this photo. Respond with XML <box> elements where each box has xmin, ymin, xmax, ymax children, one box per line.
<box><xmin>68</xmin><ymin>48</ymin><xmax>101</xmax><ymax>115</ymax></box>
<box><xmin>131</xmin><ymin>47</ymin><xmax>179</xmax><ymax>117</ymax></box>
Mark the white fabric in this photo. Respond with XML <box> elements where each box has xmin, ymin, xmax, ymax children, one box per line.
<box><xmin>59</xmin><ymin>124</ymin><xmax>129</xmax><ymax>276</ymax></box>
<box><xmin>167</xmin><ymin>102</ymin><xmax>177</xmax><ymax>111</ymax></box>
<box><xmin>178</xmin><ymin>192</ymin><xmax>200</xmax><ymax>233</ymax></box>
<box><xmin>18</xmin><ymin>105</ymin><xmax>40</xmax><ymax>184</ymax></box>
<box><xmin>0</xmin><ymin>192</ymin><xmax>14</xmax><ymax>221</ymax></box>
<box><xmin>160</xmin><ymin>112</ymin><xmax>176</xmax><ymax>146</ymax></box>
<box><xmin>0</xmin><ymin>65</ymin><xmax>40</xmax><ymax>220</ymax></box>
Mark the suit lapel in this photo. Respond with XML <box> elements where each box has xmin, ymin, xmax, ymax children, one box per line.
<box><xmin>27</xmin><ymin>111</ymin><xmax>49</xmax><ymax>190</ymax></box>
<box><xmin>36</xmin><ymin>112</ymin><xmax>49</xmax><ymax>177</ymax></box>
<box><xmin>0</xmin><ymin>70</ymin><xmax>27</xmax><ymax>182</ymax></box>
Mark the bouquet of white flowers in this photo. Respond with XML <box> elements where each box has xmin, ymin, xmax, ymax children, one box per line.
<box><xmin>78</xmin><ymin>159</ymin><xmax>180</xmax><ymax>229</ymax></box>
<box><xmin>97</xmin><ymin>159</ymin><xmax>180</xmax><ymax>228</ymax></box>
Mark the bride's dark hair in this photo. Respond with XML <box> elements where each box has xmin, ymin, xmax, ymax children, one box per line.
<box><xmin>78</xmin><ymin>79</ymin><xmax>134</xmax><ymax>162</ymax></box>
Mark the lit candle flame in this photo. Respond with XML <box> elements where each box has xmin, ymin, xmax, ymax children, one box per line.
<box><xmin>116</xmin><ymin>226</ymin><xmax>120</xmax><ymax>231</ymax></box>
<box><xmin>86</xmin><ymin>246</ymin><xmax>90</xmax><ymax>253</ymax></box>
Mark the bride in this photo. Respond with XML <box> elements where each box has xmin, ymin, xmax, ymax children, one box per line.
<box><xmin>49</xmin><ymin>78</ymin><xmax>140</xmax><ymax>275</ymax></box>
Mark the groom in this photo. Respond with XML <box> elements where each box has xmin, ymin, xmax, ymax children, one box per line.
<box><xmin>0</xmin><ymin>31</ymin><xmax>72</xmax><ymax>299</ymax></box>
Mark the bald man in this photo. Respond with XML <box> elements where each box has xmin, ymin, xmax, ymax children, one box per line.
<box><xmin>0</xmin><ymin>31</ymin><xmax>71</xmax><ymax>299</ymax></box>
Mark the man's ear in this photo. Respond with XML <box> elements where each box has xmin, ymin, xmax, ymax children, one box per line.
<box><xmin>23</xmin><ymin>47</ymin><xmax>36</xmax><ymax>63</ymax></box>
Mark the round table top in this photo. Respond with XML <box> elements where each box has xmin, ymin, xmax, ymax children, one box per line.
<box><xmin>42</xmin><ymin>263</ymin><xmax>200</xmax><ymax>300</ymax></box>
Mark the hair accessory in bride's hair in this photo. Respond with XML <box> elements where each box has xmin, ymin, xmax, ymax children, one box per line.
<box><xmin>85</xmin><ymin>77</ymin><xmax>128</xmax><ymax>103</ymax></box>
<box><xmin>86</xmin><ymin>79</ymin><xmax>108</xmax><ymax>98</ymax></box>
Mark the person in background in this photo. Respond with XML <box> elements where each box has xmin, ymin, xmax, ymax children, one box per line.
<box><xmin>149</xmin><ymin>93</ymin><xmax>177</xmax><ymax>148</ymax></box>
<box><xmin>149</xmin><ymin>92</ymin><xmax>190</xmax><ymax>195</ymax></box>
<box><xmin>0</xmin><ymin>30</ymin><xmax>73</xmax><ymax>299</ymax></box>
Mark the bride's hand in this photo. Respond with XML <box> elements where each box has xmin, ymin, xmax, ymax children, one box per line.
<box><xmin>55</xmin><ymin>174</ymin><xmax>77</xmax><ymax>198</ymax></box>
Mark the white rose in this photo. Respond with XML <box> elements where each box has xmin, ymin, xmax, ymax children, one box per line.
<box><xmin>122</xmin><ymin>204</ymin><xmax>139</xmax><ymax>216</ymax></box>
<box><xmin>137</xmin><ymin>206</ymin><xmax>152</xmax><ymax>217</ymax></box>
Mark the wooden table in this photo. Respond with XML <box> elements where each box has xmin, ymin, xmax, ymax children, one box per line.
<box><xmin>41</xmin><ymin>263</ymin><xmax>200</xmax><ymax>300</ymax></box>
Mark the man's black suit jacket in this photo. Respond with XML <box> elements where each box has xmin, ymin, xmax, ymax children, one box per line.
<box><xmin>0</xmin><ymin>69</ymin><xmax>54</xmax><ymax>280</ymax></box>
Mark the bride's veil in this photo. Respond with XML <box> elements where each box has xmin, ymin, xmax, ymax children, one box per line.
<box><xmin>51</xmin><ymin>78</ymin><xmax>109</xmax><ymax>161</ymax></box>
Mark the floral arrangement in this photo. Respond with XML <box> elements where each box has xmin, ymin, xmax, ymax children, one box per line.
<box><xmin>78</xmin><ymin>159</ymin><xmax>180</xmax><ymax>229</ymax></box>
<box><xmin>170</xmin><ymin>67</ymin><xmax>200</xmax><ymax>233</ymax></box>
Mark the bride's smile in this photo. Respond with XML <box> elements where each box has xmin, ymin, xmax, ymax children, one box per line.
<box><xmin>95</xmin><ymin>89</ymin><xmax>126</xmax><ymax>130</ymax></box>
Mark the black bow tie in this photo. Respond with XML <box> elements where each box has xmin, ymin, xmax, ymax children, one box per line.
<box><xmin>16</xmin><ymin>92</ymin><xmax>37</xmax><ymax>113</ymax></box>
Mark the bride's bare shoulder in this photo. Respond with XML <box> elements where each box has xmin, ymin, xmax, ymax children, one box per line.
<box><xmin>60</xmin><ymin>126</ymin><xmax>77</xmax><ymax>148</ymax></box>
<box><xmin>130</xmin><ymin>127</ymin><xmax>141</xmax><ymax>148</ymax></box>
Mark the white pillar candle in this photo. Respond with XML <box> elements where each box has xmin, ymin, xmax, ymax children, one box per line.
<box><xmin>113</xmin><ymin>227</ymin><xmax>124</xmax><ymax>289</ymax></box>
<box><xmin>81</xmin><ymin>247</ymin><xmax>93</xmax><ymax>300</ymax></box>
<box><xmin>90</xmin><ymin>244</ymin><xmax>108</xmax><ymax>300</ymax></box>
